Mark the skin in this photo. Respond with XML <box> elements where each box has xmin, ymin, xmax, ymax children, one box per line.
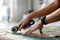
<box><xmin>18</xmin><ymin>0</ymin><xmax>60</xmax><ymax>35</ymax></box>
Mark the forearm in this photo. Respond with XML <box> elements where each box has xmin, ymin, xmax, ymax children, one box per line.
<box><xmin>27</xmin><ymin>1</ymin><xmax>59</xmax><ymax>19</ymax></box>
<box><xmin>45</xmin><ymin>8</ymin><xmax>60</xmax><ymax>24</ymax></box>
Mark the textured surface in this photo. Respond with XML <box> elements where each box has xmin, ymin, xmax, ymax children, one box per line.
<box><xmin>0</xmin><ymin>22</ymin><xmax>60</xmax><ymax>40</ymax></box>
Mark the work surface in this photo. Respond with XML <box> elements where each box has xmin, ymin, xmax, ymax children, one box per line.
<box><xmin>0</xmin><ymin>22</ymin><xmax>60</xmax><ymax>40</ymax></box>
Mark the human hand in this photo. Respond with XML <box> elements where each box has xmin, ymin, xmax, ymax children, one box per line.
<box><xmin>17</xmin><ymin>15</ymin><xmax>32</xmax><ymax>31</ymax></box>
<box><xmin>26</xmin><ymin>21</ymin><xmax>43</xmax><ymax>34</ymax></box>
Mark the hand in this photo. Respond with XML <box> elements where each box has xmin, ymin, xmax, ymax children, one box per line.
<box><xmin>26</xmin><ymin>21</ymin><xmax>43</xmax><ymax>34</ymax></box>
<box><xmin>17</xmin><ymin>15</ymin><xmax>32</xmax><ymax>31</ymax></box>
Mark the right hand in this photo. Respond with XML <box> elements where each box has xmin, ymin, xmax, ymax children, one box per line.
<box><xmin>17</xmin><ymin>16</ymin><xmax>31</xmax><ymax>31</ymax></box>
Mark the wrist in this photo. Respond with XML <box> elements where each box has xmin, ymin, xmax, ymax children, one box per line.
<box><xmin>41</xmin><ymin>16</ymin><xmax>48</xmax><ymax>25</ymax></box>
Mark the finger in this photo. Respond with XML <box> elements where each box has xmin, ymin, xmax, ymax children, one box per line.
<box><xmin>39</xmin><ymin>26</ymin><xmax>43</xmax><ymax>34</ymax></box>
<box><xmin>18</xmin><ymin>20</ymin><xmax>23</xmax><ymax>27</ymax></box>
<box><xmin>23</xmin><ymin>26</ymin><xmax>29</xmax><ymax>30</ymax></box>
<box><xmin>19</xmin><ymin>22</ymin><xmax>24</xmax><ymax>31</ymax></box>
<box><xmin>26</xmin><ymin>26</ymin><xmax>38</xmax><ymax>34</ymax></box>
<box><xmin>39</xmin><ymin>29</ymin><xmax>43</xmax><ymax>34</ymax></box>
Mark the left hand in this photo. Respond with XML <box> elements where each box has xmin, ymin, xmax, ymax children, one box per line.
<box><xmin>26</xmin><ymin>21</ymin><xmax>43</xmax><ymax>34</ymax></box>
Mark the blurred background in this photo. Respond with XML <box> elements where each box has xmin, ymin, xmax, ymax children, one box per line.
<box><xmin>0</xmin><ymin>0</ymin><xmax>53</xmax><ymax>23</ymax></box>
